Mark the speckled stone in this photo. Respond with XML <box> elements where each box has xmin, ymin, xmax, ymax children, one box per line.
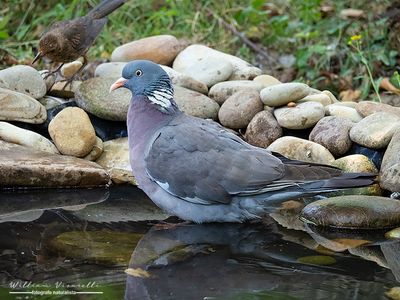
<box><xmin>267</xmin><ymin>136</ymin><xmax>335</xmax><ymax>164</ymax></box>
<box><xmin>332</xmin><ymin>154</ymin><xmax>378</xmax><ymax>173</ymax></box>
<box><xmin>356</xmin><ymin>101</ymin><xmax>400</xmax><ymax>118</ymax></box>
<box><xmin>260</xmin><ymin>83</ymin><xmax>310</xmax><ymax>107</ymax></box>
<box><xmin>95</xmin><ymin>137</ymin><xmax>136</xmax><ymax>185</ymax></box>
<box><xmin>325</xmin><ymin>104</ymin><xmax>363</xmax><ymax>122</ymax></box>
<box><xmin>0</xmin><ymin>88</ymin><xmax>47</xmax><ymax>124</ymax></box>
<box><xmin>218</xmin><ymin>90</ymin><xmax>263</xmax><ymax>129</ymax></box>
<box><xmin>309</xmin><ymin>116</ymin><xmax>354</xmax><ymax>156</ymax></box>
<box><xmin>48</xmin><ymin>107</ymin><xmax>96</xmax><ymax>157</ymax></box>
<box><xmin>0</xmin><ymin>65</ymin><xmax>46</xmax><ymax>99</ymax></box>
<box><xmin>300</xmin><ymin>195</ymin><xmax>400</xmax><ymax>229</ymax></box>
<box><xmin>174</xmin><ymin>86</ymin><xmax>220</xmax><ymax>120</ymax></box>
<box><xmin>208</xmin><ymin>80</ymin><xmax>265</xmax><ymax>105</ymax></box>
<box><xmin>244</xmin><ymin>110</ymin><xmax>282</xmax><ymax>148</ymax></box>
<box><xmin>274</xmin><ymin>101</ymin><xmax>325</xmax><ymax>129</ymax></box>
<box><xmin>75</xmin><ymin>77</ymin><xmax>131</xmax><ymax>121</ymax></box>
<box><xmin>0</xmin><ymin>121</ymin><xmax>58</xmax><ymax>154</ymax></box>
<box><xmin>349</xmin><ymin>112</ymin><xmax>400</xmax><ymax>149</ymax></box>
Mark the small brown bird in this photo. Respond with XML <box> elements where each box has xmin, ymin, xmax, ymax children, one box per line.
<box><xmin>33</xmin><ymin>0</ymin><xmax>126</xmax><ymax>79</ymax></box>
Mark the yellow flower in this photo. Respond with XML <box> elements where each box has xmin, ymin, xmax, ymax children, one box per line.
<box><xmin>350</xmin><ymin>34</ymin><xmax>362</xmax><ymax>41</ymax></box>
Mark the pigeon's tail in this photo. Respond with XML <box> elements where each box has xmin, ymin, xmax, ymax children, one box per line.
<box><xmin>238</xmin><ymin>172</ymin><xmax>377</xmax><ymax>217</ymax></box>
<box><xmin>303</xmin><ymin>172</ymin><xmax>377</xmax><ymax>192</ymax></box>
<box><xmin>88</xmin><ymin>0</ymin><xmax>126</xmax><ymax>19</ymax></box>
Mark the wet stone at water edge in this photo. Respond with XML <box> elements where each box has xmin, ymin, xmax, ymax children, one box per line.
<box><xmin>300</xmin><ymin>195</ymin><xmax>400</xmax><ymax>229</ymax></box>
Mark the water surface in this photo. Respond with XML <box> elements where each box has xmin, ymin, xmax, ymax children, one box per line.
<box><xmin>0</xmin><ymin>186</ymin><xmax>398</xmax><ymax>299</ymax></box>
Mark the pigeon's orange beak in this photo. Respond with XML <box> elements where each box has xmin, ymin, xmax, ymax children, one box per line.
<box><xmin>110</xmin><ymin>77</ymin><xmax>128</xmax><ymax>93</ymax></box>
<box><xmin>32</xmin><ymin>51</ymin><xmax>43</xmax><ymax>64</ymax></box>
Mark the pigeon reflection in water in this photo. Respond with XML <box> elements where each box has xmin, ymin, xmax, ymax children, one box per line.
<box><xmin>124</xmin><ymin>222</ymin><xmax>397</xmax><ymax>300</ymax></box>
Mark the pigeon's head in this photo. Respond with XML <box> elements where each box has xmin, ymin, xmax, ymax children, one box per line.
<box><xmin>33</xmin><ymin>33</ymin><xmax>61</xmax><ymax>64</ymax></box>
<box><xmin>110</xmin><ymin>60</ymin><xmax>177</xmax><ymax>113</ymax></box>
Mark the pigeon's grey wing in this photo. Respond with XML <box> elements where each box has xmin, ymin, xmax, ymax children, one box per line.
<box><xmin>144</xmin><ymin>117</ymin><xmax>285</xmax><ymax>205</ymax></box>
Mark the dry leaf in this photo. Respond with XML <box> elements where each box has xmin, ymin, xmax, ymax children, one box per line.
<box><xmin>125</xmin><ymin>268</ymin><xmax>151</xmax><ymax>278</ymax></box>
<box><xmin>339</xmin><ymin>89</ymin><xmax>361</xmax><ymax>101</ymax></box>
<box><xmin>320</xmin><ymin>5</ymin><xmax>334</xmax><ymax>13</ymax></box>
<box><xmin>332</xmin><ymin>238</ymin><xmax>370</xmax><ymax>248</ymax></box>
<box><xmin>340</xmin><ymin>8</ymin><xmax>364</xmax><ymax>18</ymax></box>
<box><xmin>380</xmin><ymin>77</ymin><xmax>400</xmax><ymax>95</ymax></box>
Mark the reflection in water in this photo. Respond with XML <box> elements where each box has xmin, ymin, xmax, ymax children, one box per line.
<box><xmin>0</xmin><ymin>186</ymin><xmax>398</xmax><ymax>300</ymax></box>
<box><xmin>0</xmin><ymin>188</ymin><xmax>110</xmax><ymax>223</ymax></box>
<box><xmin>126</xmin><ymin>222</ymin><xmax>399</xmax><ymax>300</ymax></box>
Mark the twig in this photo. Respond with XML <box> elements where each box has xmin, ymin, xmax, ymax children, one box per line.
<box><xmin>205</xmin><ymin>8</ymin><xmax>275</xmax><ymax>68</ymax></box>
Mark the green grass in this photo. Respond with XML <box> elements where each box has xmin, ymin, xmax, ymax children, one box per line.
<box><xmin>0</xmin><ymin>0</ymin><xmax>398</xmax><ymax>99</ymax></box>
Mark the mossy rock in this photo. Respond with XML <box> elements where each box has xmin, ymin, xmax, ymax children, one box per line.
<box><xmin>300</xmin><ymin>195</ymin><xmax>400</xmax><ymax>229</ymax></box>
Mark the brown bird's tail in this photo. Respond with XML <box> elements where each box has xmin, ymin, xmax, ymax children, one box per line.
<box><xmin>88</xmin><ymin>0</ymin><xmax>126</xmax><ymax>19</ymax></box>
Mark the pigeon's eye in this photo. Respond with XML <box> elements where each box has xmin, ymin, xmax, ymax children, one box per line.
<box><xmin>135</xmin><ymin>69</ymin><xmax>143</xmax><ymax>77</ymax></box>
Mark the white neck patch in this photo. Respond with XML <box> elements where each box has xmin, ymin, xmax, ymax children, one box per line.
<box><xmin>147</xmin><ymin>88</ymin><xmax>174</xmax><ymax>109</ymax></box>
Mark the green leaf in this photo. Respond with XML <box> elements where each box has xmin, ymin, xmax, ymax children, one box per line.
<box><xmin>0</xmin><ymin>15</ymin><xmax>11</xmax><ymax>30</ymax></box>
<box><xmin>0</xmin><ymin>31</ymin><xmax>9</xmax><ymax>39</ymax></box>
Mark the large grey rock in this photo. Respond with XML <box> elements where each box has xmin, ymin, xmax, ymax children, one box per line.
<box><xmin>309</xmin><ymin>116</ymin><xmax>354</xmax><ymax>156</ymax></box>
<box><xmin>300</xmin><ymin>195</ymin><xmax>400</xmax><ymax>229</ymax></box>
<box><xmin>178</xmin><ymin>57</ymin><xmax>233</xmax><ymax>87</ymax></box>
<box><xmin>0</xmin><ymin>88</ymin><xmax>47</xmax><ymax>124</ymax></box>
<box><xmin>96</xmin><ymin>137</ymin><xmax>136</xmax><ymax>185</ymax></box>
<box><xmin>75</xmin><ymin>77</ymin><xmax>131</xmax><ymax>121</ymax></box>
<box><xmin>208</xmin><ymin>80</ymin><xmax>265</xmax><ymax>105</ymax></box>
<box><xmin>260</xmin><ymin>83</ymin><xmax>310</xmax><ymax>107</ymax></box>
<box><xmin>380</xmin><ymin>129</ymin><xmax>400</xmax><ymax>192</ymax></box>
<box><xmin>0</xmin><ymin>121</ymin><xmax>58</xmax><ymax>154</ymax></box>
<box><xmin>0</xmin><ymin>141</ymin><xmax>109</xmax><ymax>187</ymax></box>
<box><xmin>349</xmin><ymin>112</ymin><xmax>400</xmax><ymax>149</ymax></box>
<box><xmin>111</xmin><ymin>35</ymin><xmax>182</xmax><ymax>65</ymax></box>
<box><xmin>273</xmin><ymin>101</ymin><xmax>325</xmax><ymax>129</ymax></box>
<box><xmin>218</xmin><ymin>90</ymin><xmax>263</xmax><ymax>129</ymax></box>
<box><xmin>0</xmin><ymin>65</ymin><xmax>46</xmax><ymax>99</ymax></box>
<box><xmin>244</xmin><ymin>110</ymin><xmax>282</xmax><ymax>148</ymax></box>
<box><xmin>173</xmin><ymin>44</ymin><xmax>261</xmax><ymax>80</ymax></box>
<box><xmin>174</xmin><ymin>86</ymin><xmax>219</xmax><ymax>120</ymax></box>
<box><xmin>267</xmin><ymin>136</ymin><xmax>335</xmax><ymax>164</ymax></box>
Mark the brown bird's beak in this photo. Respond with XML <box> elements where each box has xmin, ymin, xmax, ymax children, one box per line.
<box><xmin>110</xmin><ymin>77</ymin><xmax>128</xmax><ymax>92</ymax></box>
<box><xmin>32</xmin><ymin>51</ymin><xmax>43</xmax><ymax>64</ymax></box>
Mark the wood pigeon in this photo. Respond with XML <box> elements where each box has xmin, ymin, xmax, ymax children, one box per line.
<box><xmin>110</xmin><ymin>60</ymin><xmax>375</xmax><ymax>223</ymax></box>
